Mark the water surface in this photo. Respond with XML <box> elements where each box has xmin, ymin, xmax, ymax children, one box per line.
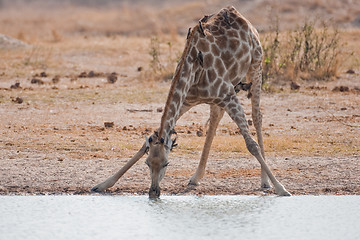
<box><xmin>0</xmin><ymin>195</ymin><xmax>359</xmax><ymax>240</ymax></box>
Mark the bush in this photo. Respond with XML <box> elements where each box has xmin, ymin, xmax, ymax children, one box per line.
<box><xmin>262</xmin><ymin>20</ymin><xmax>343</xmax><ymax>84</ymax></box>
<box><xmin>145</xmin><ymin>36</ymin><xmax>178</xmax><ymax>82</ymax></box>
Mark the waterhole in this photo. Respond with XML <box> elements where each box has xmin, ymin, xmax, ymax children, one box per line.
<box><xmin>0</xmin><ymin>195</ymin><xmax>359</xmax><ymax>240</ymax></box>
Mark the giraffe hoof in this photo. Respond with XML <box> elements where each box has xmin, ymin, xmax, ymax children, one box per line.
<box><xmin>91</xmin><ymin>182</ymin><xmax>108</xmax><ymax>193</ymax></box>
<box><xmin>91</xmin><ymin>186</ymin><xmax>103</xmax><ymax>193</ymax></box>
<box><xmin>188</xmin><ymin>181</ymin><xmax>198</xmax><ymax>187</ymax></box>
<box><xmin>188</xmin><ymin>179</ymin><xmax>200</xmax><ymax>186</ymax></box>
<box><xmin>278</xmin><ymin>190</ymin><xmax>291</xmax><ymax>197</ymax></box>
<box><xmin>275</xmin><ymin>187</ymin><xmax>291</xmax><ymax>196</ymax></box>
<box><xmin>261</xmin><ymin>182</ymin><xmax>271</xmax><ymax>189</ymax></box>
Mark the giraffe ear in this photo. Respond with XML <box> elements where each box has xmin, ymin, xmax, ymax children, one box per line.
<box><xmin>165</xmin><ymin>137</ymin><xmax>177</xmax><ymax>151</ymax></box>
<box><xmin>168</xmin><ymin>129</ymin><xmax>178</xmax><ymax>151</ymax></box>
<box><xmin>170</xmin><ymin>138</ymin><xmax>177</xmax><ymax>151</ymax></box>
<box><xmin>145</xmin><ymin>136</ymin><xmax>150</xmax><ymax>154</ymax></box>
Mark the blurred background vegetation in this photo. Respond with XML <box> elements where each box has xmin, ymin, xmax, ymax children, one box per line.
<box><xmin>1</xmin><ymin>0</ymin><xmax>359</xmax><ymax>85</ymax></box>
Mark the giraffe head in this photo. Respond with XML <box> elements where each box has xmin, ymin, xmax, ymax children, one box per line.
<box><xmin>145</xmin><ymin>131</ymin><xmax>177</xmax><ymax>198</ymax></box>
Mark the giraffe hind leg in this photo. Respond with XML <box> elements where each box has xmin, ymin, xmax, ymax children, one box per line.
<box><xmin>247</xmin><ymin>63</ymin><xmax>271</xmax><ymax>188</ymax></box>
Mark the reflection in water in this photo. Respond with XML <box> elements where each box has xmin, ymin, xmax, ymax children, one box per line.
<box><xmin>146</xmin><ymin>195</ymin><xmax>273</xmax><ymax>238</ymax></box>
<box><xmin>0</xmin><ymin>195</ymin><xmax>359</xmax><ymax>240</ymax></box>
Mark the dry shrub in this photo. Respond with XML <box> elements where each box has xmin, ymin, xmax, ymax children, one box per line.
<box><xmin>262</xmin><ymin>20</ymin><xmax>344</xmax><ymax>85</ymax></box>
<box><xmin>51</xmin><ymin>29</ymin><xmax>62</xmax><ymax>42</ymax></box>
<box><xmin>141</xmin><ymin>36</ymin><xmax>181</xmax><ymax>82</ymax></box>
<box><xmin>23</xmin><ymin>46</ymin><xmax>53</xmax><ymax>69</ymax></box>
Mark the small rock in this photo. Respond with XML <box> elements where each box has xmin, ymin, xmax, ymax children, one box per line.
<box><xmin>31</xmin><ymin>78</ymin><xmax>44</xmax><ymax>85</ymax></box>
<box><xmin>107</xmin><ymin>72</ymin><xmax>117</xmax><ymax>83</ymax></box>
<box><xmin>156</xmin><ymin>107</ymin><xmax>163</xmax><ymax>112</ymax></box>
<box><xmin>88</xmin><ymin>71</ymin><xmax>95</xmax><ymax>77</ymax></box>
<box><xmin>137</xmin><ymin>66</ymin><xmax>143</xmax><ymax>72</ymax></box>
<box><xmin>346</xmin><ymin>69</ymin><xmax>355</xmax><ymax>74</ymax></box>
<box><xmin>104</xmin><ymin>122</ymin><xmax>114</xmax><ymax>128</ymax></box>
<box><xmin>40</xmin><ymin>72</ymin><xmax>47</xmax><ymax>77</ymax></box>
<box><xmin>52</xmin><ymin>75</ymin><xmax>60</xmax><ymax>84</ymax></box>
<box><xmin>196</xmin><ymin>130</ymin><xmax>203</xmax><ymax>137</ymax></box>
<box><xmin>10</xmin><ymin>82</ymin><xmax>21</xmax><ymax>89</ymax></box>
<box><xmin>247</xmin><ymin>119</ymin><xmax>253</xmax><ymax>126</ymax></box>
<box><xmin>78</xmin><ymin>72</ymin><xmax>87</xmax><ymax>78</ymax></box>
<box><xmin>340</xmin><ymin>107</ymin><xmax>347</xmax><ymax>111</ymax></box>
<box><xmin>339</xmin><ymin>86</ymin><xmax>349</xmax><ymax>92</ymax></box>
<box><xmin>12</xmin><ymin>97</ymin><xmax>23</xmax><ymax>104</ymax></box>
<box><xmin>333</xmin><ymin>86</ymin><xmax>349</xmax><ymax>92</ymax></box>
<box><xmin>290</xmin><ymin>81</ymin><xmax>300</xmax><ymax>90</ymax></box>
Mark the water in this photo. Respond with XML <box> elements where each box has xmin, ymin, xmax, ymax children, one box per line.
<box><xmin>0</xmin><ymin>195</ymin><xmax>359</xmax><ymax>240</ymax></box>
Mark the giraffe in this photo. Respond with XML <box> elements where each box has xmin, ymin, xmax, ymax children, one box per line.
<box><xmin>91</xmin><ymin>6</ymin><xmax>291</xmax><ymax>198</ymax></box>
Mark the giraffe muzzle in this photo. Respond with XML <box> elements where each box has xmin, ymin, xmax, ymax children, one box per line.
<box><xmin>149</xmin><ymin>186</ymin><xmax>161</xmax><ymax>199</ymax></box>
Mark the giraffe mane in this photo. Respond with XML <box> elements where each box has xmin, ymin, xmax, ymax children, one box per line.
<box><xmin>158</xmin><ymin>25</ymin><xmax>200</xmax><ymax>139</ymax></box>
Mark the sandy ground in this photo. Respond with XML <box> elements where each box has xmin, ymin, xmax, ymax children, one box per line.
<box><xmin>0</xmin><ymin>73</ymin><xmax>359</xmax><ymax>196</ymax></box>
<box><xmin>0</xmin><ymin>0</ymin><xmax>359</xmax><ymax>196</ymax></box>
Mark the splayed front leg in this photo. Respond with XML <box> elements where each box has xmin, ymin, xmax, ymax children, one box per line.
<box><xmin>91</xmin><ymin>142</ymin><xmax>148</xmax><ymax>193</ymax></box>
<box><xmin>245</xmin><ymin>137</ymin><xmax>291</xmax><ymax>196</ymax></box>
<box><xmin>261</xmin><ymin>168</ymin><xmax>271</xmax><ymax>189</ymax></box>
<box><xmin>222</xmin><ymin>93</ymin><xmax>291</xmax><ymax>196</ymax></box>
<box><xmin>91</xmin><ymin>177</ymin><xmax>117</xmax><ymax>192</ymax></box>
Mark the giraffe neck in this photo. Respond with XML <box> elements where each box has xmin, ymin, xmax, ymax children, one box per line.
<box><xmin>158</xmin><ymin>26</ymin><xmax>201</xmax><ymax>141</ymax></box>
<box><xmin>160</xmin><ymin>76</ymin><xmax>191</xmax><ymax>140</ymax></box>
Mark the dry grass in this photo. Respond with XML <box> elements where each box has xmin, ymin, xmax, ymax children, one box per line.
<box><xmin>176</xmin><ymin>134</ymin><xmax>359</xmax><ymax>157</ymax></box>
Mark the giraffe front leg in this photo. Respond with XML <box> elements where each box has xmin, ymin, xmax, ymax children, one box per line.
<box><xmin>222</xmin><ymin>94</ymin><xmax>291</xmax><ymax>196</ymax></box>
<box><xmin>189</xmin><ymin>105</ymin><xmax>225</xmax><ymax>186</ymax></box>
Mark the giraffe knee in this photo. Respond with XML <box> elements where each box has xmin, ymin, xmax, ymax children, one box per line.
<box><xmin>245</xmin><ymin>138</ymin><xmax>260</xmax><ymax>156</ymax></box>
<box><xmin>252</xmin><ymin>112</ymin><xmax>262</xmax><ymax>128</ymax></box>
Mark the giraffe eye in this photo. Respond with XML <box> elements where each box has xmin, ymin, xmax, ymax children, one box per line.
<box><xmin>148</xmin><ymin>137</ymin><xmax>153</xmax><ymax>143</ymax></box>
